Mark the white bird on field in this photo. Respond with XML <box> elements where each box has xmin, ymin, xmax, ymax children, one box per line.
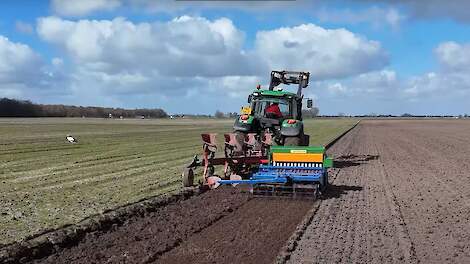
<box><xmin>66</xmin><ymin>135</ymin><xmax>78</xmax><ymax>144</ymax></box>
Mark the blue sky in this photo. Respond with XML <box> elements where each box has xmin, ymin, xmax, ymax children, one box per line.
<box><xmin>1</xmin><ymin>0</ymin><xmax>470</xmax><ymax>115</ymax></box>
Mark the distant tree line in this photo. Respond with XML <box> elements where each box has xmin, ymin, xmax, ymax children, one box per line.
<box><xmin>213</xmin><ymin>110</ymin><xmax>238</xmax><ymax>118</ymax></box>
<box><xmin>0</xmin><ymin>98</ymin><xmax>168</xmax><ymax>118</ymax></box>
<box><xmin>301</xmin><ymin>107</ymin><xmax>320</xmax><ymax>118</ymax></box>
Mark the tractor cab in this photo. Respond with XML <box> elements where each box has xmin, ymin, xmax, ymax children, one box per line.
<box><xmin>251</xmin><ymin>92</ymin><xmax>299</xmax><ymax>119</ymax></box>
<box><xmin>234</xmin><ymin>71</ymin><xmax>312</xmax><ymax>146</ymax></box>
<box><xmin>247</xmin><ymin>91</ymin><xmax>298</xmax><ymax>132</ymax></box>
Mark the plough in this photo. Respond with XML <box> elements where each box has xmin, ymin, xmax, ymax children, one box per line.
<box><xmin>183</xmin><ymin>133</ymin><xmax>332</xmax><ymax>198</ymax></box>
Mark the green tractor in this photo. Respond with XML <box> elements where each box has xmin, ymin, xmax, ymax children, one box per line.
<box><xmin>233</xmin><ymin>70</ymin><xmax>314</xmax><ymax>148</ymax></box>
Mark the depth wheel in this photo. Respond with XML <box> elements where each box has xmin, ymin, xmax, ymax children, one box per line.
<box><xmin>234</xmin><ymin>131</ymin><xmax>246</xmax><ymax>154</ymax></box>
<box><xmin>182</xmin><ymin>168</ymin><xmax>194</xmax><ymax>187</ymax></box>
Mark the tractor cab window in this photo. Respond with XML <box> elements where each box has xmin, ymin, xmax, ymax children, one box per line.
<box><xmin>252</xmin><ymin>98</ymin><xmax>292</xmax><ymax>119</ymax></box>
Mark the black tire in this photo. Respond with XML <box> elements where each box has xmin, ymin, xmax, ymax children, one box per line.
<box><xmin>284</xmin><ymin>136</ymin><xmax>301</xmax><ymax>146</ymax></box>
<box><xmin>207</xmin><ymin>165</ymin><xmax>215</xmax><ymax>177</ymax></box>
<box><xmin>182</xmin><ymin>168</ymin><xmax>194</xmax><ymax>187</ymax></box>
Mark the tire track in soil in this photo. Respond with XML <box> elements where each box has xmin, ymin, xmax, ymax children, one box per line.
<box><xmin>371</xmin><ymin>121</ymin><xmax>470</xmax><ymax>263</ymax></box>
<box><xmin>288</xmin><ymin>123</ymin><xmax>418</xmax><ymax>263</ymax></box>
<box><xmin>288</xmin><ymin>120</ymin><xmax>470</xmax><ymax>264</ymax></box>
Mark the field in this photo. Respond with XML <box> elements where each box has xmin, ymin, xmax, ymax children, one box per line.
<box><xmin>0</xmin><ymin>117</ymin><xmax>357</xmax><ymax>246</ymax></box>
<box><xmin>23</xmin><ymin>119</ymin><xmax>470</xmax><ymax>264</ymax></box>
<box><xmin>288</xmin><ymin>119</ymin><xmax>470</xmax><ymax>263</ymax></box>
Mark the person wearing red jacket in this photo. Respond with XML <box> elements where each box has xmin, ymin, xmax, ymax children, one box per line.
<box><xmin>265</xmin><ymin>102</ymin><xmax>282</xmax><ymax>118</ymax></box>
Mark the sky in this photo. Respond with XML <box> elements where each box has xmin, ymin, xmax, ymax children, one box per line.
<box><xmin>1</xmin><ymin>0</ymin><xmax>470</xmax><ymax>115</ymax></box>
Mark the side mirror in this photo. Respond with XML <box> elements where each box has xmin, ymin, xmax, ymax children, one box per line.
<box><xmin>307</xmin><ymin>99</ymin><xmax>313</xmax><ymax>108</ymax></box>
<box><xmin>248</xmin><ymin>95</ymin><xmax>252</xmax><ymax>103</ymax></box>
<box><xmin>301</xmin><ymin>73</ymin><xmax>309</xmax><ymax>88</ymax></box>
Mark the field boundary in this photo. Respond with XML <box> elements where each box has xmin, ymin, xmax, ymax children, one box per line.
<box><xmin>276</xmin><ymin>120</ymin><xmax>361</xmax><ymax>263</ymax></box>
<box><xmin>324</xmin><ymin>120</ymin><xmax>361</xmax><ymax>149</ymax></box>
<box><xmin>0</xmin><ymin>120</ymin><xmax>361</xmax><ymax>264</ymax></box>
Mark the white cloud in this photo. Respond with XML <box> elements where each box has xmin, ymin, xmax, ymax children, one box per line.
<box><xmin>0</xmin><ymin>35</ymin><xmax>68</xmax><ymax>100</ymax></box>
<box><xmin>353</xmin><ymin>70</ymin><xmax>397</xmax><ymax>93</ymax></box>
<box><xmin>314</xmin><ymin>39</ymin><xmax>470</xmax><ymax>115</ymax></box>
<box><xmin>51</xmin><ymin>0</ymin><xmax>121</xmax><ymax>16</ymax></box>
<box><xmin>405</xmin><ymin>71</ymin><xmax>470</xmax><ymax>98</ymax></box>
<box><xmin>255</xmin><ymin>24</ymin><xmax>388</xmax><ymax>80</ymax></box>
<box><xmin>37</xmin><ymin>18</ymin><xmax>389</xmax><ymax>83</ymax></box>
<box><xmin>34</xmin><ymin>15</ymin><xmax>395</xmax><ymax>112</ymax></box>
<box><xmin>205</xmin><ymin>75</ymin><xmax>260</xmax><ymax>98</ymax></box>
<box><xmin>35</xmin><ymin>18</ymin><xmax>247</xmax><ymax>108</ymax></box>
<box><xmin>37</xmin><ymin>16</ymin><xmax>259</xmax><ymax>79</ymax></box>
<box><xmin>0</xmin><ymin>36</ymin><xmax>42</xmax><ymax>86</ymax></box>
<box><xmin>402</xmin><ymin>41</ymin><xmax>470</xmax><ymax>99</ymax></box>
<box><xmin>35</xmin><ymin>16</ymin><xmax>266</xmax><ymax>109</ymax></box>
<box><xmin>327</xmin><ymin>82</ymin><xmax>347</xmax><ymax>94</ymax></box>
<box><xmin>319</xmin><ymin>70</ymin><xmax>399</xmax><ymax>98</ymax></box>
<box><xmin>435</xmin><ymin>41</ymin><xmax>470</xmax><ymax>72</ymax></box>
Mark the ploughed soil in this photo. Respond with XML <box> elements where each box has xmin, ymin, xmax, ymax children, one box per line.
<box><xmin>155</xmin><ymin>198</ymin><xmax>312</xmax><ymax>264</ymax></box>
<box><xmin>31</xmin><ymin>119</ymin><xmax>470</xmax><ymax>264</ymax></box>
<box><xmin>33</xmin><ymin>186</ymin><xmax>313</xmax><ymax>264</ymax></box>
<box><xmin>288</xmin><ymin>120</ymin><xmax>470</xmax><ymax>264</ymax></box>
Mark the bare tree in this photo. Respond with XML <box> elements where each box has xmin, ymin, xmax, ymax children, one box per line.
<box><xmin>214</xmin><ymin>110</ymin><xmax>225</xmax><ymax>118</ymax></box>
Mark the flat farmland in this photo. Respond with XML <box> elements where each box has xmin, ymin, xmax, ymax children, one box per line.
<box><xmin>0</xmin><ymin>118</ymin><xmax>357</xmax><ymax>245</ymax></box>
<box><xmin>27</xmin><ymin>119</ymin><xmax>470</xmax><ymax>264</ymax></box>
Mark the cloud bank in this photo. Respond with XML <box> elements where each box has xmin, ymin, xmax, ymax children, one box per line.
<box><xmin>31</xmin><ymin>16</ymin><xmax>388</xmax><ymax>112</ymax></box>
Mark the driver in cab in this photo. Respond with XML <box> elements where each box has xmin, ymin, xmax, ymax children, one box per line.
<box><xmin>265</xmin><ymin>102</ymin><xmax>282</xmax><ymax>118</ymax></box>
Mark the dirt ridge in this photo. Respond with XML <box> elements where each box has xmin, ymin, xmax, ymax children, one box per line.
<box><xmin>0</xmin><ymin>187</ymin><xmax>202</xmax><ymax>264</ymax></box>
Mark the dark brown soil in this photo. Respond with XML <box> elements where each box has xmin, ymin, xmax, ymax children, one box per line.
<box><xmin>33</xmin><ymin>187</ymin><xmax>252</xmax><ymax>264</ymax></box>
<box><xmin>155</xmin><ymin>198</ymin><xmax>312</xmax><ymax>264</ymax></box>
<box><xmin>32</xmin><ymin>187</ymin><xmax>312</xmax><ymax>264</ymax></box>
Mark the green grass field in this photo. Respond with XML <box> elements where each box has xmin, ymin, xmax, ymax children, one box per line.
<box><xmin>0</xmin><ymin>117</ymin><xmax>357</xmax><ymax>245</ymax></box>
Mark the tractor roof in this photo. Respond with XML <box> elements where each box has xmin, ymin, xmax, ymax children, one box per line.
<box><xmin>252</xmin><ymin>89</ymin><xmax>298</xmax><ymax>97</ymax></box>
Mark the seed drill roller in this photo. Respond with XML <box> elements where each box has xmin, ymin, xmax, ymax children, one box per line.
<box><xmin>182</xmin><ymin>71</ymin><xmax>333</xmax><ymax>198</ymax></box>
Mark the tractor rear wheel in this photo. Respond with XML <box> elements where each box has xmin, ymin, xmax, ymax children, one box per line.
<box><xmin>284</xmin><ymin>136</ymin><xmax>301</xmax><ymax>146</ymax></box>
<box><xmin>182</xmin><ymin>168</ymin><xmax>194</xmax><ymax>187</ymax></box>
